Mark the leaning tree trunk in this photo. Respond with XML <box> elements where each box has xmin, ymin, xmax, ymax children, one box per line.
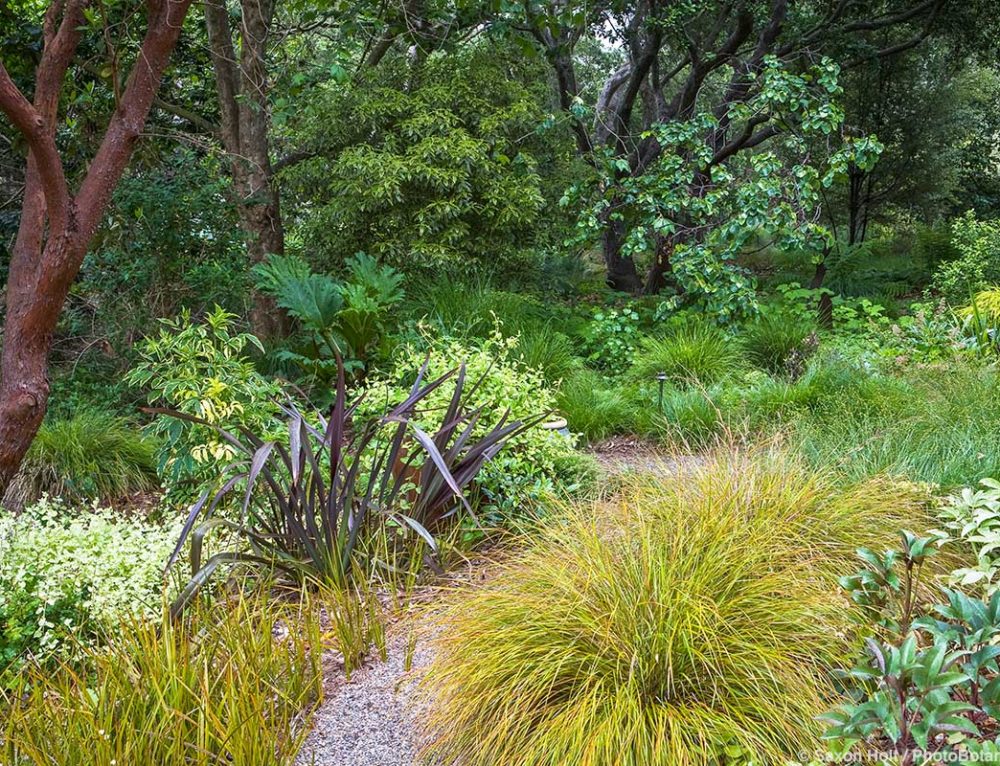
<box><xmin>809</xmin><ymin>246</ymin><xmax>834</xmax><ymax>328</ymax></box>
<box><xmin>0</xmin><ymin>0</ymin><xmax>196</xmax><ymax>497</ymax></box>
<box><xmin>0</xmin><ymin>227</ymin><xmax>66</xmax><ymax>492</ymax></box>
<box><xmin>602</xmin><ymin>217</ymin><xmax>641</xmax><ymax>293</ymax></box>
<box><xmin>643</xmin><ymin>234</ymin><xmax>675</xmax><ymax>295</ymax></box>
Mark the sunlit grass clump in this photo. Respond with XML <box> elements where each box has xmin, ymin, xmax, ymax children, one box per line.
<box><xmin>1</xmin><ymin>592</ymin><xmax>322</xmax><ymax>766</ymax></box>
<box><xmin>630</xmin><ymin>320</ymin><xmax>742</xmax><ymax>387</ymax></box>
<box><xmin>420</xmin><ymin>451</ymin><xmax>931</xmax><ymax>766</ymax></box>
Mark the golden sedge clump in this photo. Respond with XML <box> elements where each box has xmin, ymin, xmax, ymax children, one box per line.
<box><xmin>418</xmin><ymin>449</ymin><xmax>934</xmax><ymax>766</ymax></box>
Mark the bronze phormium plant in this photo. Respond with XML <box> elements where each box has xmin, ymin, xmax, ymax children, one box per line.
<box><xmin>161</xmin><ymin>362</ymin><xmax>535</xmax><ymax>617</ymax></box>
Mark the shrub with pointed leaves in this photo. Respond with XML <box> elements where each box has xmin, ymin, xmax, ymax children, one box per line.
<box><xmin>125</xmin><ymin>307</ymin><xmax>284</xmax><ymax>496</ymax></box>
<box><xmin>934</xmin><ymin>478</ymin><xmax>1000</xmax><ymax>594</ymax></box>
<box><xmin>358</xmin><ymin>332</ymin><xmax>592</xmax><ymax>518</ymax></box>
<box><xmin>824</xmin><ymin>535</ymin><xmax>1000</xmax><ymax>759</ymax></box>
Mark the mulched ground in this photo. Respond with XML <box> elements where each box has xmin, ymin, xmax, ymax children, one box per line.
<box><xmin>295</xmin><ymin>627</ymin><xmax>434</xmax><ymax>766</ymax></box>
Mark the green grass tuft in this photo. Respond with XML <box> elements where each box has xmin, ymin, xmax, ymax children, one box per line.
<box><xmin>742</xmin><ymin>314</ymin><xmax>815</xmax><ymax>375</ymax></box>
<box><xmin>630</xmin><ymin>320</ymin><xmax>743</xmax><ymax>388</ymax></box>
<box><xmin>792</xmin><ymin>362</ymin><xmax>1000</xmax><ymax>487</ymax></box>
<box><xmin>557</xmin><ymin>370</ymin><xmax>649</xmax><ymax>442</ymax></box>
<box><xmin>6</xmin><ymin>412</ymin><xmax>159</xmax><ymax>508</ymax></box>
<box><xmin>512</xmin><ymin>326</ymin><xmax>581</xmax><ymax>384</ymax></box>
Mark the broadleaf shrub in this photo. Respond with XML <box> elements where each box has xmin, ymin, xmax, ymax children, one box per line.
<box><xmin>933</xmin><ymin>212</ymin><xmax>1000</xmax><ymax>302</ymax></box>
<box><xmin>253</xmin><ymin>252</ymin><xmax>405</xmax><ymax>382</ymax></box>
<box><xmin>125</xmin><ymin>307</ymin><xmax>284</xmax><ymax>496</ymax></box>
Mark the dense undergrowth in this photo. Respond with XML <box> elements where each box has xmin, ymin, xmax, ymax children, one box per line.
<box><xmin>1</xmin><ymin>592</ymin><xmax>323</xmax><ymax>766</ymax></box>
<box><xmin>6</xmin><ymin>3</ymin><xmax>1000</xmax><ymax>761</ymax></box>
<box><xmin>5</xmin><ymin>203</ymin><xmax>1000</xmax><ymax>766</ymax></box>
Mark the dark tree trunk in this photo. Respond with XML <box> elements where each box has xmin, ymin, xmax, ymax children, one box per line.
<box><xmin>204</xmin><ymin>0</ymin><xmax>287</xmax><ymax>339</ymax></box>
<box><xmin>847</xmin><ymin>164</ymin><xmax>868</xmax><ymax>247</ymax></box>
<box><xmin>810</xmin><ymin>250</ymin><xmax>833</xmax><ymax>328</ymax></box>
<box><xmin>602</xmin><ymin>218</ymin><xmax>641</xmax><ymax>293</ymax></box>
<box><xmin>643</xmin><ymin>235</ymin><xmax>675</xmax><ymax>295</ymax></box>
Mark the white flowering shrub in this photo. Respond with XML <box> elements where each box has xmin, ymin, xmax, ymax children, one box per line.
<box><xmin>359</xmin><ymin>330</ymin><xmax>597</xmax><ymax>519</ymax></box>
<box><xmin>0</xmin><ymin>497</ymin><xmax>181</xmax><ymax>663</ymax></box>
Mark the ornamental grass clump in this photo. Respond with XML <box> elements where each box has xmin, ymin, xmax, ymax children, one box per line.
<box><xmin>630</xmin><ymin>319</ymin><xmax>743</xmax><ymax>388</ymax></box>
<box><xmin>4</xmin><ymin>411</ymin><xmax>158</xmax><ymax>509</ymax></box>
<box><xmin>419</xmin><ymin>450</ymin><xmax>933</xmax><ymax>766</ymax></box>
<box><xmin>1</xmin><ymin>592</ymin><xmax>322</xmax><ymax>766</ymax></box>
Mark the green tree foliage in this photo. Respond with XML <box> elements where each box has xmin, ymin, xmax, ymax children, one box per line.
<box><xmin>834</xmin><ymin>46</ymin><xmax>1000</xmax><ymax>242</ymax></box>
<box><xmin>76</xmin><ymin>150</ymin><xmax>246</xmax><ymax>345</ymax></box>
<box><xmin>281</xmin><ymin>45</ymin><xmax>577</xmax><ymax>274</ymax></box>
<box><xmin>933</xmin><ymin>213</ymin><xmax>1000</xmax><ymax>302</ymax></box>
<box><xmin>568</xmin><ymin>58</ymin><xmax>882</xmax><ymax>319</ymax></box>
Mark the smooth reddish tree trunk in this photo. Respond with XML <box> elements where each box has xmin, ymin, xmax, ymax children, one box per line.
<box><xmin>0</xmin><ymin>0</ymin><xmax>196</xmax><ymax>498</ymax></box>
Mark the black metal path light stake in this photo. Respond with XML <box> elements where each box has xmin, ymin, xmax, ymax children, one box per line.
<box><xmin>657</xmin><ymin>371</ymin><xmax>667</xmax><ymax>411</ymax></box>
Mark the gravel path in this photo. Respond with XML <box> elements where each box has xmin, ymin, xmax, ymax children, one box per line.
<box><xmin>296</xmin><ymin>447</ymin><xmax>693</xmax><ymax>765</ymax></box>
<box><xmin>297</xmin><ymin>630</ymin><xmax>435</xmax><ymax>766</ymax></box>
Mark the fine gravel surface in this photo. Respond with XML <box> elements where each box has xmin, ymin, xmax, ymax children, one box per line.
<box><xmin>296</xmin><ymin>630</ymin><xmax>436</xmax><ymax>766</ymax></box>
<box><xmin>295</xmin><ymin>449</ymin><xmax>693</xmax><ymax>766</ymax></box>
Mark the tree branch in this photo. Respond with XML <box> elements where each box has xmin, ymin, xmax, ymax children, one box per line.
<box><xmin>153</xmin><ymin>96</ymin><xmax>219</xmax><ymax>134</ymax></box>
<box><xmin>74</xmin><ymin>0</ymin><xmax>197</xmax><ymax>245</ymax></box>
<box><xmin>203</xmin><ymin>0</ymin><xmax>241</xmax><ymax>155</ymax></box>
<box><xmin>0</xmin><ymin>63</ymin><xmax>71</xmax><ymax>239</ymax></box>
<box><xmin>842</xmin><ymin>0</ymin><xmax>938</xmax><ymax>32</ymax></box>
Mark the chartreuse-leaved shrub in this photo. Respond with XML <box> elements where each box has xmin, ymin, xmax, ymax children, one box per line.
<box><xmin>1</xmin><ymin>592</ymin><xmax>322</xmax><ymax>766</ymax></box>
<box><xmin>419</xmin><ymin>450</ymin><xmax>933</xmax><ymax>766</ymax></box>
<box><xmin>284</xmin><ymin>45</ymin><xmax>562</xmax><ymax>273</ymax></box>
<box><xmin>125</xmin><ymin>306</ymin><xmax>285</xmax><ymax>497</ymax></box>
<box><xmin>0</xmin><ymin>497</ymin><xmax>180</xmax><ymax>665</ymax></box>
<box><xmin>359</xmin><ymin>332</ymin><xmax>596</xmax><ymax>518</ymax></box>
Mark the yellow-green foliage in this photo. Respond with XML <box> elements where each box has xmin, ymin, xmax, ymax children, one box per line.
<box><xmin>1</xmin><ymin>592</ymin><xmax>322</xmax><ymax>766</ymax></box>
<box><xmin>360</xmin><ymin>330</ymin><xmax>590</xmax><ymax>516</ymax></box>
<box><xmin>419</xmin><ymin>450</ymin><xmax>932</xmax><ymax>766</ymax></box>
<box><xmin>0</xmin><ymin>497</ymin><xmax>182</xmax><ymax>660</ymax></box>
<box><xmin>961</xmin><ymin>286</ymin><xmax>1000</xmax><ymax>328</ymax></box>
